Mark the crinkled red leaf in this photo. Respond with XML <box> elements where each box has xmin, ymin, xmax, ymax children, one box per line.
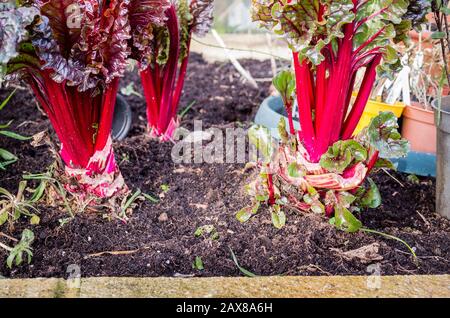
<box><xmin>10</xmin><ymin>0</ymin><xmax>131</xmax><ymax>91</ymax></box>
<box><xmin>189</xmin><ymin>0</ymin><xmax>214</xmax><ymax>36</ymax></box>
<box><xmin>128</xmin><ymin>0</ymin><xmax>170</xmax><ymax>66</ymax></box>
<box><xmin>29</xmin><ymin>12</ymin><xmax>85</xmax><ymax>86</ymax></box>
<box><xmin>129</xmin><ymin>0</ymin><xmax>169</xmax><ymax>30</ymax></box>
<box><xmin>39</xmin><ymin>0</ymin><xmax>82</xmax><ymax>57</ymax></box>
<box><xmin>72</xmin><ymin>0</ymin><xmax>131</xmax><ymax>91</ymax></box>
<box><xmin>0</xmin><ymin>4</ymin><xmax>39</xmax><ymax>65</ymax></box>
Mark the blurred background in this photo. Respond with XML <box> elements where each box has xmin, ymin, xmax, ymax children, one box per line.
<box><xmin>190</xmin><ymin>0</ymin><xmax>291</xmax><ymax>62</ymax></box>
<box><xmin>213</xmin><ymin>0</ymin><xmax>257</xmax><ymax>33</ymax></box>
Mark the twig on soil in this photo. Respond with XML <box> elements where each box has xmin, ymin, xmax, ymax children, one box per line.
<box><xmin>265</xmin><ymin>33</ymin><xmax>278</xmax><ymax>77</ymax></box>
<box><xmin>254</xmin><ymin>78</ymin><xmax>275</xmax><ymax>82</ymax></box>
<box><xmin>173</xmin><ymin>273</ymin><xmax>196</xmax><ymax>278</ymax></box>
<box><xmin>84</xmin><ymin>246</ymin><xmax>150</xmax><ymax>259</ymax></box>
<box><xmin>17</xmin><ymin>120</ymin><xmax>40</xmax><ymax>128</ymax></box>
<box><xmin>8</xmin><ymin>84</ymin><xmax>28</xmax><ymax>91</ymax></box>
<box><xmin>0</xmin><ymin>241</ymin><xmax>13</xmax><ymax>252</ymax></box>
<box><xmin>0</xmin><ymin>232</ymin><xmax>18</xmax><ymax>242</ymax></box>
<box><xmin>297</xmin><ymin>264</ymin><xmax>332</xmax><ymax>276</ymax></box>
<box><xmin>330</xmin><ymin>243</ymin><xmax>383</xmax><ymax>264</ymax></box>
<box><xmin>381</xmin><ymin>168</ymin><xmax>405</xmax><ymax>188</ymax></box>
<box><xmin>415</xmin><ymin>210</ymin><xmax>430</xmax><ymax>226</ymax></box>
<box><xmin>211</xmin><ymin>29</ymin><xmax>259</xmax><ymax>89</ymax></box>
<box><xmin>397</xmin><ymin>264</ymin><xmax>418</xmax><ymax>274</ymax></box>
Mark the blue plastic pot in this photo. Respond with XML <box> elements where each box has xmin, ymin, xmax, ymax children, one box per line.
<box><xmin>254</xmin><ymin>95</ymin><xmax>300</xmax><ymax>139</ymax></box>
<box><xmin>391</xmin><ymin>152</ymin><xmax>436</xmax><ymax>177</ymax></box>
<box><xmin>254</xmin><ymin>95</ymin><xmax>437</xmax><ymax>177</ymax></box>
<box><xmin>112</xmin><ymin>94</ymin><xmax>132</xmax><ymax>141</ymax></box>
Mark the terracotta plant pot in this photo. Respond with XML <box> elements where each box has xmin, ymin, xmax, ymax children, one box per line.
<box><xmin>401</xmin><ymin>102</ymin><xmax>437</xmax><ymax>154</ymax></box>
<box><xmin>408</xmin><ymin>30</ymin><xmax>433</xmax><ymax>49</ymax></box>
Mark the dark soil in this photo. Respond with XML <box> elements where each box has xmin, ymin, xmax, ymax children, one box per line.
<box><xmin>0</xmin><ymin>54</ymin><xmax>449</xmax><ymax>279</ymax></box>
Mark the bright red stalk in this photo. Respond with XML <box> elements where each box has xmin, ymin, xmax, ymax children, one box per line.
<box><xmin>137</xmin><ymin>1</ymin><xmax>214</xmax><ymax>141</ymax></box>
<box><xmin>342</xmin><ymin>72</ymin><xmax>357</xmax><ymax>123</ymax></box>
<box><xmin>96</xmin><ymin>78</ymin><xmax>119</xmax><ymax>152</ymax></box>
<box><xmin>141</xmin><ymin>67</ymin><xmax>159</xmax><ymax>128</ymax></box>
<box><xmin>293</xmin><ymin>52</ymin><xmax>316</xmax><ymax>159</ymax></box>
<box><xmin>26</xmin><ymin>69</ymin><xmax>125</xmax><ymax>198</ymax></box>
<box><xmin>366</xmin><ymin>151</ymin><xmax>379</xmax><ymax>173</ymax></box>
<box><xmin>140</xmin><ymin>5</ymin><xmax>192</xmax><ymax>141</ymax></box>
<box><xmin>286</xmin><ymin>100</ymin><xmax>296</xmax><ymax>135</ymax></box>
<box><xmin>172</xmin><ymin>37</ymin><xmax>192</xmax><ymax>119</ymax></box>
<box><xmin>341</xmin><ymin>54</ymin><xmax>382</xmax><ymax>139</ymax></box>
<box><xmin>156</xmin><ymin>7</ymin><xmax>180</xmax><ymax>134</ymax></box>
<box><xmin>314</xmin><ymin>58</ymin><xmax>328</xmax><ymax>133</ymax></box>
<box><xmin>314</xmin><ymin>23</ymin><xmax>354</xmax><ymax>160</ymax></box>
<box><xmin>267</xmin><ymin>168</ymin><xmax>276</xmax><ymax>206</ymax></box>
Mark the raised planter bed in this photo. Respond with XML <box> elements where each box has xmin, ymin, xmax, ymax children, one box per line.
<box><xmin>0</xmin><ymin>54</ymin><xmax>449</xmax><ymax>281</ymax></box>
<box><xmin>1</xmin><ymin>275</ymin><xmax>449</xmax><ymax>298</ymax></box>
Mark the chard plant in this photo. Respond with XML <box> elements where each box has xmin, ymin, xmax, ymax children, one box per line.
<box><xmin>131</xmin><ymin>0</ymin><xmax>214</xmax><ymax>141</ymax></box>
<box><xmin>0</xmin><ymin>1</ymin><xmax>168</xmax><ymax>204</ymax></box>
<box><xmin>239</xmin><ymin>0</ymin><xmax>425</xmax><ymax>232</ymax></box>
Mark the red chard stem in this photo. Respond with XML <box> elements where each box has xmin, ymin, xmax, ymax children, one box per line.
<box><xmin>341</xmin><ymin>54</ymin><xmax>382</xmax><ymax>139</ymax></box>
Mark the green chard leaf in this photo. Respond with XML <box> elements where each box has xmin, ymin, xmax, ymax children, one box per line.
<box><xmin>374</xmin><ymin>158</ymin><xmax>396</xmax><ymax>170</ymax></box>
<box><xmin>337</xmin><ymin>191</ymin><xmax>357</xmax><ymax>207</ymax></box>
<box><xmin>270</xmin><ymin>204</ymin><xmax>286</xmax><ymax>229</ymax></box>
<box><xmin>252</xmin><ymin>0</ymin><xmax>355</xmax><ymax>65</ymax></box>
<box><xmin>320</xmin><ymin>140</ymin><xmax>367</xmax><ymax>174</ymax></box>
<box><xmin>364</xmin><ymin>111</ymin><xmax>410</xmax><ymax>159</ymax></box>
<box><xmin>356</xmin><ymin>0</ymin><xmax>411</xmax><ymax>75</ymax></box>
<box><xmin>287</xmin><ymin>162</ymin><xmax>301</xmax><ymax>178</ymax></box>
<box><xmin>0</xmin><ymin>210</ymin><xmax>8</xmax><ymax>226</ymax></box>
<box><xmin>334</xmin><ymin>205</ymin><xmax>362</xmax><ymax>233</ymax></box>
<box><xmin>236</xmin><ymin>202</ymin><xmax>260</xmax><ymax>223</ymax></box>
<box><xmin>304</xmin><ymin>186</ymin><xmax>325</xmax><ymax>214</ymax></box>
<box><xmin>359</xmin><ymin>178</ymin><xmax>382</xmax><ymax>209</ymax></box>
<box><xmin>273</xmin><ymin>69</ymin><xmax>295</xmax><ymax>104</ymax></box>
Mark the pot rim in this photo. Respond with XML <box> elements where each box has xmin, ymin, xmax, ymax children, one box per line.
<box><xmin>431</xmin><ymin>96</ymin><xmax>450</xmax><ymax>115</ymax></box>
<box><xmin>403</xmin><ymin>104</ymin><xmax>435</xmax><ymax>125</ymax></box>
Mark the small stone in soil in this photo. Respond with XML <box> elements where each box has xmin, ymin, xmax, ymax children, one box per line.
<box><xmin>158</xmin><ymin>213</ymin><xmax>168</xmax><ymax>222</ymax></box>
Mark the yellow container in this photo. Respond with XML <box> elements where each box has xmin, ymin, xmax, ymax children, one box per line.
<box><xmin>353</xmin><ymin>97</ymin><xmax>406</xmax><ymax>135</ymax></box>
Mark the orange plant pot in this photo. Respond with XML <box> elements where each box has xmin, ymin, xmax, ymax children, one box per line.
<box><xmin>401</xmin><ymin>102</ymin><xmax>437</xmax><ymax>154</ymax></box>
<box><xmin>408</xmin><ymin>30</ymin><xmax>433</xmax><ymax>49</ymax></box>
